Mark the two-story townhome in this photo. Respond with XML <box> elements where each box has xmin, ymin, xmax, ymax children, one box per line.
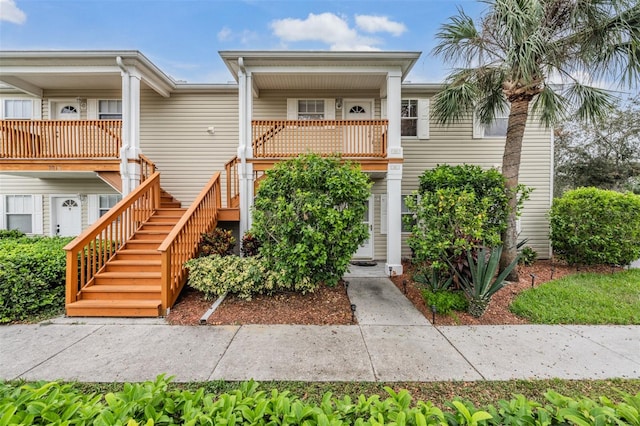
<box><xmin>0</xmin><ymin>50</ymin><xmax>553</xmax><ymax>317</ymax></box>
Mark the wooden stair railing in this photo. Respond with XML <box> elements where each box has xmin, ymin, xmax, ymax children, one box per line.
<box><xmin>138</xmin><ymin>154</ymin><xmax>156</xmax><ymax>183</ymax></box>
<box><xmin>158</xmin><ymin>172</ymin><xmax>222</xmax><ymax>313</ymax></box>
<box><xmin>64</xmin><ymin>172</ymin><xmax>161</xmax><ymax>307</ymax></box>
<box><xmin>224</xmin><ymin>156</ymin><xmax>240</xmax><ymax>208</ymax></box>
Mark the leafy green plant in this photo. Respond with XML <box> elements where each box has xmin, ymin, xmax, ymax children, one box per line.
<box><xmin>550</xmin><ymin>187</ymin><xmax>640</xmax><ymax>266</ymax></box>
<box><xmin>413</xmin><ymin>265</ymin><xmax>453</xmax><ymax>292</ymax></box>
<box><xmin>0</xmin><ymin>236</ymin><xmax>73</xmax><ymax>323</ymax></box>
<box><xmin>240</xmin><ymin>232</ymin><xmax>261</xmax><ymax>257</ymax></box>
<box><xmin>250</xmin><ymin>154</ymin><xmax>371</xmax><ymax>289</ymax></box>
<box><xmin>198</xmin><ymin>227</ymin><xmax>235</xmax><ymax>257</ymax></box>
<box><xmin>0</xmin><ymin>229</ymin><xmax>26</xmax><ymax>239</ymax></box>
<box><xmin>185</xmin><ymin>255</ymin><xmax>289</xmax><ymax>300</ymax></box>
<box><xmin>421</xmin><ymin>289</ymin><xmax>468</xmax><ymax>315</ymax></box>
<box><xmin>451</xmin><ymin>246</ymin><xmax>520</xmax><ymax>317</ymax></box>
<box><xmin>518</xmin><ymin>246</ymin><xmax>537</xmax><ymax>266</ymax></box>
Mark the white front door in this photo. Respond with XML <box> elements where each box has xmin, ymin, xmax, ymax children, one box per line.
<box><xmin>53</xmin><ymin>197</ymin><xmax>81</xmax><ymax>237</ymax></box>
<box><xmin>343</xmin><ymin>100</ymin><xmax>373</xmax><ymax>154</ymax></box>
<box><xmin>354</xmin><ymin>196</ymin><xmax>374</xmax><ymax>259</ymax></box>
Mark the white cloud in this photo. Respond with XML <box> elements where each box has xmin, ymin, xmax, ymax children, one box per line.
<box><xmin>355</xmin><ymin>15</ymin><xmax>406</xmax><ymax>36</ymax></box>
<box><xmin>0</xmin><ymin>0</ymin><xmax>26</xmax><ymax>24</ymax></box>
<box><xmin>270</xmin><ymin>12</ymin><xmax>381</xmax><ymax>51</ymax></box>
<box><xmin>217</xmin><ymin>27</ymin><xmax>232</xmax><ymax>42</ymax></box>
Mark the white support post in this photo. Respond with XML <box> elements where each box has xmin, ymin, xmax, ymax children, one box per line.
<box><xmin>385</xmin><ymin>70</ymin><xmax>403</xmax><ymax>276</ymax></box>
<box><xmin>237</xmin><ymin>60</ymin><xmax>254</xmax><ymax>238</ymax></box>
<box><xmin>126</xmin><ymin>71</ymin><xmax>142</xmax><ymax>192</ymax></box>
<box><xmin>119</xmin><ymin>68</ymin><xmax>131</xmax><ymax>194</ymax></box>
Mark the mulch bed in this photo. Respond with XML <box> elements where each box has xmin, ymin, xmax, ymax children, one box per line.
<box><xmin>166</xmin><ymin>260</ymin><xmax>623</xmax><ymax>326</ymax></box>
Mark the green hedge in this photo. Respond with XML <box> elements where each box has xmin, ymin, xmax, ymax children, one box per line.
<box><xmin>0</xmin><ymin>235</ymin><xmax>72</xmax><ymax>323</ymax></box>
<box><xmin>1</xmin><ymin>376</ymin><xmax>638</xmax><ymax>425</ymax></box>
<box><xmin>550</xmin><ymin>187</ymin><xmax>640</xmax><ymax>265</ymax></box>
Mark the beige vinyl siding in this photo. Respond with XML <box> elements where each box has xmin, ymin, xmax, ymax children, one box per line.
<box><xmin>139</xmin><ymin>88</ymin><xmax>239</xmax><ymax>206</ymax></box>
<box><xmin>0</xmin><ymin>175</ymin><xmax>118</xmax><ymax>236</ymax></box>
<box><xmin>399</xmin><ymin>91</ymin><xmax>552</xmax><ymax>259</ymax></box>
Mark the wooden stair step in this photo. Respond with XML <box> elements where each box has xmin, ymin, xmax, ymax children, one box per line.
<box><xmin>132</xmin><ymin>230</ymin><xmax>170</xmax><ymax>240</ymax></box>
<box><xmin>94</xmin><ymin>271</ymin><xmax>161</xmax><ymax>286</ymax></box>
<box><xmin>124</xmin><ymin>240</ymin><xmax>164</xmax><ymax>250</ymax></box>
<box><xmin>80</xmin><ymin>284</ymin><xmax>160</xmax><ymax>300</ymax></box>
<box><xmin>140</xmin><ymin>222</ymin><xmax>176</xmax><ymax>231</ymax></box>
<box><xmin>115</xmin><ymin>249</ymin><xmax>160</xmax><ymax>261</ymax></box>
<box><xmin>106</xmin><ymin>259</ymin><xmax>161</xmax><ymax>272</ymax></box>
<box><xmin>66</xmin><ymin>299</ymin><xmax>161</xmax><ymax>317</ymax></box>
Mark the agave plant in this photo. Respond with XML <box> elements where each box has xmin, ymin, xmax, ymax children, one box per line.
<box><xmin>451</xmin><ymin>246</ymin><xmax>520</xmax><ymax>317</ymax></box>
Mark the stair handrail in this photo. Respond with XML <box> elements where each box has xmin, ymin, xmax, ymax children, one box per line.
<box><xmin>64</xmin><ymin>172</ymin><xmax>161</xmax><ymax>306</ymax></box>
<box><xmin>224</xmin><ymin>156</ymin><xmax>239</xmax><ymax>208</ymax></box>
<box><xmin>158</xmin><ymin>172</ymin><xmax>221</xmax><ymax>313</ymax></box>
<box><xmin>138</xmin><ymin>154</ymin><xmax>156</xmax><ymax>183</ymax></box>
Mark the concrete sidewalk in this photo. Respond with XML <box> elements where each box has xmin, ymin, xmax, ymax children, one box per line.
<box><xmin>1</xmin><ymin>268</ymin><xmax>639</xmax><ymax>383</ymax></box>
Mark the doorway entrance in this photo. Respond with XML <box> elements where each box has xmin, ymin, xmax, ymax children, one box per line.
<box><xmin>354</xmin><ymin>196</ymin><xmax>374</xmax><ymax>259</ymax></box>
<box><xmin>52</xmin><ymin>196</ymin><xmax>81</xmax><ymax>237</ymax></box>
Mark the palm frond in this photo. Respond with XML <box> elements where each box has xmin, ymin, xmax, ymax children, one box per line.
<box><xmin>564</xmin><ymin>83</ymin><xmax>618</xmax><ymax>124</ymax></box>
<box><xmin>430</xmin><ymin>69</ymin><xmax>480</xmax><ymax>125</ymax></box>
<box><xmin>432</xmin><ymin>7</ymin><xmax>493</xmax><ymax>67</ymax></box>
<box><xmin>531</xmin><ymin>85</ymin><xmax>569</xmax><ymax>128</ymax></box>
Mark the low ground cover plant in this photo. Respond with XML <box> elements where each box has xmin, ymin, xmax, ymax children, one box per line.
<box><xmin>550</xmin><ymin>187</ymin><xmax>640</xmax><ymax>266</ymax></box>
<box><xmin>1</xmin><ymin>376</ymin><xmax>639</xmax><ymax>425</ymax></box>
<box><xmin>0</xmin><ymin>234</ymin><xmax>72</xmax><ymax>323</ymax></box>
<box><xmin>510</xmin><ymin>269</ymin><xmax>640</xmax><ymax>324</ymax></box>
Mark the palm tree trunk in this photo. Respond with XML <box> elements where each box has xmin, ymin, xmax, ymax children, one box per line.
<box><xmin>500</xmin><ymin>97</ymin><xmax>531</xmax><ymax>281</ymax></box>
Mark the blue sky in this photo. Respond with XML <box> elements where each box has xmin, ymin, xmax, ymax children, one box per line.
<box><xmin>0</xmin><ymin>0</ymin><xmax>487</xmax><ymax>83</ymax></box>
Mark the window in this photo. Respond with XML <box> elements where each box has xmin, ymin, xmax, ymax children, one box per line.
<box><xmin>297</xmin><ymin>100</ymin><xmax>325</xmax><ymax>120</ymax></box>
<box><xmin>5</xmin><ymin>195</ymin><xmax>33</xmax><ymax>233</ymax></box>
<box><xmin>401</xmin><ymin>195</ymin><xmax>417</xmax><ymax>233</ymax></box>
<box><xmin>3</xmin><ymin>99</ymin><xmax>33</xmax><ymax>119</ymax></box>
<box><xmin>99</xmin><ymin>100</ymin><xmax>122</xmax><ymax>119</ymax></box>
<box><xmin>99</xmin><ymin>194</ymin><xmax>121</xmax><ymax>217</ymax></box>
<box><xmin>401</xmin><ymin>99</ymin><xmax>418</xmax><ymax>137</ymax></box>
<box><xmin>474</xmin><ymin>108</ymin><xmax>510</xmax><ymax>138</ymax></box>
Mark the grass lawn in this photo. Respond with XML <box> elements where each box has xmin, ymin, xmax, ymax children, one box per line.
<box><xmin>510</xmin><ymin>269</ymin><xmax>640</xmax><ymax>324</ymax></box>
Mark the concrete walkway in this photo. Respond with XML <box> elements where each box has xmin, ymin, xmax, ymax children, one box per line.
<box><xmin>1</xmin><ymin>264</ymin><xmax>639</xmax><ymax>383</ymax></box>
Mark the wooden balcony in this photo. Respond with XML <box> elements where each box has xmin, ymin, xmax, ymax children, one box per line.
<box><xmin>0</xmin><ymin>119</ymin><xmax>122</xmax><ymax>172</ymax></box>
<box><xmin>252</xmin><ymin>119</ymin><xmax>387</xmax><ymax>159</ymax></box>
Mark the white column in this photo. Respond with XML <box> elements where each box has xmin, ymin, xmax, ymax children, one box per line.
<box><xmin>385</xmin><ymin>70</ymin><xmax>403</xmax><ymax>276</ymax></box>
<box><xmin>238</xmin><ymin>61</ymin><xmax>254</xmax><ymax>238</ymax></box>
<box><xmin>119</xmin><ymin>69</ymin><xmax>141</xmax><ymax>195</ymax></box>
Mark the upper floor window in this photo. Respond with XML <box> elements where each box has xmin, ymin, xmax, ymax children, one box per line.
<box><xmin>474</xmin><ymin>108</ymin><xmax>510</xmax><ymax>138</ymax></box>
<box><xmin>3</xmin><ymin>99</ymin><xmax>33</xmax><ymax>119</ymax></box>
<box><xmin>297</xmin><ymin>100</ymin><xmax>325</xmax><ymax>120</ymax></box>
<box><xmin>401</xmin><ymin>99</ymin><xmax>418</xmax><ymax>137</ymax></box>
<box><xmin>99</xmin><ymin>100</ymin><xmax>122</xmax><ymax>119</ymax></box>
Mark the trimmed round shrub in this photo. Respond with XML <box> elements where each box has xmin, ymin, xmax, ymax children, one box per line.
<box><xmin>550</xmin><ymin>187</ymin><xmax>640</xmax><ymax>265</ymax></box>
<box><xmin>250</xmin><ymin>154</ymin><xmax>371</xmax><ymax>289</ymax></box>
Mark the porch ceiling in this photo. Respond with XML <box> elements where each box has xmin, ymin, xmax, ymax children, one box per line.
<box><xmin>252</xmin><ymin>73</ymin><xmax>387</xmax><ymax>91</ymax></box>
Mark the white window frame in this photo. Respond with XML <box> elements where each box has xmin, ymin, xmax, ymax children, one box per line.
<box><xmin>473</xmin><ymin>108</ymin><xmax>510</xmax><ymax>139</ymax></box>
<box><xmin>1</xmin><ymin>99</ymin><xmax>41</xmax><ymax>119</ymax></box>
<box><xmin>286</xmin><ymin>98</ymin><xmax>336</xmax><ymax>120</ymax></box>
<box><xmin>401</xmin><ymin>194</ymin><xmax>417</xmax><ymax>233</ymax></box>
<box><xmin>87</xmin><ymin>194</ymin><xmax>122</xmax><ymax>225</ymax></box>
<box><xmin>97</xmin><ymin>99</ymin><xmax>123</xmax><ymax>120</ymax></box>
<box><xmin>0</xmin><ymin>194</ymin><xmax>43</xmax><ymax>234</ymax></box>
<box><xmin>400</xmin><ymin>98</ymin><xmax>429</xmax><ymax>140</ymax></box>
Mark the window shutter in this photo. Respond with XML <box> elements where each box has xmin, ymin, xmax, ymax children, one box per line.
<box><xmin>381</xmin><ymin>99</ymin><xmax>387</xmax><ymax>119</ymax></box>
<box><xmin>380</xmin><ymin>195</ymin><xmax>387</xmax><ymax>234</ymax></box>
<box><xmin>32</xmin><ymin>99</ymin><xmax>42</xmax><ymax>119</ymax></box>
<box><xmin>324</xmin><ymin>99</ymin><xmax>335</xmax><ymax>120</ymax></box>
<box><xmin>87</xmin><ymin>194</ymin><xmax>99</xmax><ymax>225</ymax></box>
<box><xmin>0</xmin><ymin>195</ymin><xmax>5</xmax><ymax>229</ymax></box>
<box><xmin>417</xmin><ymin>99</ymin><xmax>430</xmax><ymax>139</ymax></box>
<box><xmin>87</xmin><ymin>99</ymin><xmax>98</xmax><ymax>119</ymax></box>
<box><xmin>32</xmin><ymin>195</ymin><xmax>43</xmax><ymax>235</ymax></box>
<box><xmin>472</xmin><ymin>112</ymin><xmax>484</xmax><ymax>139</ymax></box>
<box><xmin>286</xmin><ymin>99</ymin><xmax>297</xmax><ymax>120</ymax></box>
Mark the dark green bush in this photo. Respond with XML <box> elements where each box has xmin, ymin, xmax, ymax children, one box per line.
<box><xmin>251</xmin><ymin>154</ymin><xmax>371</xmax><ymax>289</ymax></box>
<box><xmin>240</xmin><ymin>232</ymin><xmax>261</xmax><ymax>257</ymax></box>
<box><xmin>421</xmin><ymin>289</ymin><xmax>468</xmax><ymax>315</ymax></box>
<box><xmin>198</xmin><ymin>228</ymin><xmax>235</xmax><ymax>257</ymax></box>
<box><xmin>518</xmin><ymin>246</ymin><xmax>538</xmax><ymax>266</ymax></box>
<box><xmin>550</xmin><ymin>187</ymin><xmax>640</xmax><ymax>265</ymax></box>
<box><xmin>0</xmin><ymin>236</ymin><xmax>72</xmax><ymax>323</ymax></box>
<box><xmin>0</xmin><ymin>229</ymin><xmax>26</xmax><ymax>239</ymax></box>
<box><xmin>407</xmin><ymin>165</ymin><xmax>514</xmax><ymax>276</ymax></box>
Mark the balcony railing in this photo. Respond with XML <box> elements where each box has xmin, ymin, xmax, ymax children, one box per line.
<box><xmin>0</xmin><ymin>119</ymin><xmax>122</xmax><ymax>159</ymax></box>
<box><xmin>252</xmin><ymin>119</ymin><xmax>387</xmax><ymax>158</ymax></box>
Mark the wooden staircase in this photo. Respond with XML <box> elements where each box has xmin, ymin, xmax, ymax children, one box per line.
<box><xmin>66</xmin><ymin>190</ymin><xmax>186</xmax><ymax>317</ymax></box>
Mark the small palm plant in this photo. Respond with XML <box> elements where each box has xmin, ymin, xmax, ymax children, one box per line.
<box><xmin>451</xmin><ymin>246</ymin><xmax>520</xmax><ymax>317</ymax></box>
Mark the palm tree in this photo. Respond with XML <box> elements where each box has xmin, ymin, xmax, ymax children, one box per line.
<box><xmin>431</xmin><ymin>0</ymin><xmax>640</xmax><ymax>279</ymax></box>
